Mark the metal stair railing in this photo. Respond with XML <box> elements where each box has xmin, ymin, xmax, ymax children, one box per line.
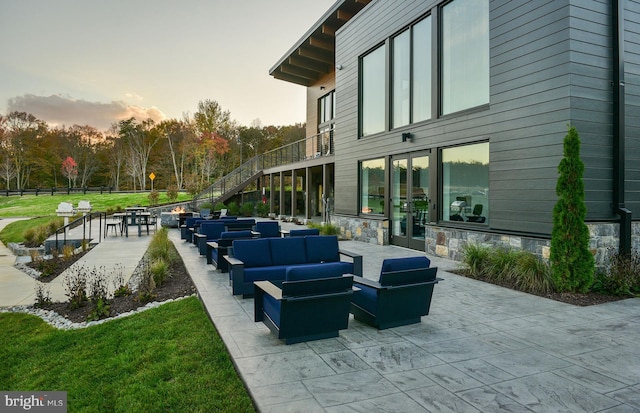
<box><xmin>196</xmin><ymin>128</ymin><xmax>334</xmax><ymax>205</ymax></box>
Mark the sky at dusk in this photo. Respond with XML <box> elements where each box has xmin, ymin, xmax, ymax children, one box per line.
<box><xmin>0</xmin><ymin>0</ymin><xmax>336</xmax><ymax>130</ymax></box>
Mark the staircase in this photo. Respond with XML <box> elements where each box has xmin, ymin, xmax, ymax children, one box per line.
<box><xmin>195</xmin><ymin>128</ymin><xmax>334</xmax><ymax>206</ymax></box>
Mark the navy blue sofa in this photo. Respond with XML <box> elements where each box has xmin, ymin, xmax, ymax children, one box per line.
<box><xmin>254</xmin><ymin>263</ymin><xmax>354</xmax><ymax>344</ymax></box>
<box><xmin>226</xmin><ymin>235</ymin><xmax>363</xmax><ymax>297</ymax></box>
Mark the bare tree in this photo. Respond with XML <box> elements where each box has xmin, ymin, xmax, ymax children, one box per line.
<box><xmin>119</xmin><ymin>118</ymin><xmax>160</xmax><ymax>190</ymax></box>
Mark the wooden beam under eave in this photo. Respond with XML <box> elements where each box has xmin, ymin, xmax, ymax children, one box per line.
<box><xmin>309</xmin><ymin>36</ymin><xmax>334</xmax><ymax>52</ymax></box>
<box><xmin>271</xmin><ymin>70</ymin><xmax>311</xmax><ymax>86</ymax></box>
<box><xmin>298</xmin><ymin>47</ymin><xmax>334</xmax><ymax>64</ymax></box>
<box><xmin>321</xmin><ymin>24</ymin><xmax>336</xmax><ymax>36</ymax></box>
<box><xmin>279</xmin><ymin>63</ymin><xmax>319</xmax><ymax>80</ymax></box>
<box><xmin>337</xmin><ymin>9</ymin><xmax>354</xmax><ymax>21</ymax></box>
<box><xmin>289</xmin><ymin>55</ymin><xmax>330</xmax><ymax>73</ymax></box>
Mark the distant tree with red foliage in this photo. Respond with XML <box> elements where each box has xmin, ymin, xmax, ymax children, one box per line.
<box><xmin>61</xmin><ymin>156</ymin><xmax>78</xmax><ymax>188</ymax></box>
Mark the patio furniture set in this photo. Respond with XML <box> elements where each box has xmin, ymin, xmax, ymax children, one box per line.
<box><xmin>105</xmin><ymin>207</ymin><xmax>157</xmax><ymax>237</ymax></box>
<box><xmin>182</xmin><ymin>216</ymin><xmax>443</xmax><ymax>345</ymax></box>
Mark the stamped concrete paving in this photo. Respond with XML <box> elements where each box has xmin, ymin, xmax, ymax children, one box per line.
<box><xmin>169</xmin><ymin>227</ymin><xmax>640</xmax><ymax>413</ymax></box>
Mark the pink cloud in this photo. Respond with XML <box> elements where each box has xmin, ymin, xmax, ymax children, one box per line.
<box><xmin>6</xmin><ymin>94</ymin><xmax>165</xmax><ymax>130</ymax></box>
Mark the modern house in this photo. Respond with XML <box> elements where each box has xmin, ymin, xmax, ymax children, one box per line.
<box><xmin>264</xmin><ymin>0</ymin><xmax>639</xmax><ymax>264</ymax></box>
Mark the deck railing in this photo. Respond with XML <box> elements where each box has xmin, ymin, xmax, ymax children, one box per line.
<box><xmin>196</xmin><ymin>129</ymin><xmax>334</xmax><ymax>205</ymax></box>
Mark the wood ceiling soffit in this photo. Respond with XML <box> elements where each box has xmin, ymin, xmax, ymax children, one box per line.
<box><xmin>288</xmin><ymin>55</ymin><xmax>330</xmax><ymax>72</ymax></box>
<box><xmin>337</xmin><ymin>9</ymin><xmax>354</xmax><ymax>21</ymax></box>
<box><xmin>279</xmin><ymin>64</ymin><xmax>319</xmax><ymax>80</ymax></box>
<box><xmin>298</xmin><ymin>47</ymin><xmax>333</xmax><ymax>64</ymax></box>
<box><xmin>309</xmin><ymin>36</ymin><xmax>334</xmax><ymax>52</ymax></box>
<box><xmin>321</xmin><ymin>24</ymin><xmax>337</xmax><ymax>36</ymax></box>
<box><xmin>272</xmin><ymin>70</ymin><xmax>311</xmax><ymax>86</ymax></box>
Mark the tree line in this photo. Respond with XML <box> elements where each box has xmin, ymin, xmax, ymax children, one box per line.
<box><xmin>0</xmin><ymin>99</ymin><xmax>305</xmax><ymax>193</ymax></box>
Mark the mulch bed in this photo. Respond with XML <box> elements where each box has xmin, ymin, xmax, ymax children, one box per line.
<box><xmin>36</xmin><ymin>254</ymin><xmax>197</xmax><ymax>323</ymax></box>
<box><xmin>452</xmin><ymin>269</ymin><xmax>629</xmax><ymax>306</ymax></box>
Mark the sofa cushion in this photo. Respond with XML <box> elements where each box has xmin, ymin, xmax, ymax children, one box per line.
<box><xmin>220</xmin><ymin>230</ymin><xmax>252</xmax><ymax>239</ymax></box>
<box><xmin>233</xmin><ymin>239</ymin><xmax>272</xmax><ymax>268</ymax></box>
<box><xmin>263</xmin><ymin>294</ymin><xmax>281</xmax><ymax>328</ymax></box>
<box><xmin>305</xmin><ymin>235</ymin><xmax>340</xmax><ymax>263</ymax></box>
<box><xmin>243</xmin><ymin>266</ymin><xmax>287</xmax><ymax>283</ymax></box>
<box><xmin>380</xmin><ymin>256</ymin><xmax>431</xmax><ymax>274</ymax></box>
<box><xmin>379</xmin><ymin>256</ymin><xmax>433</xmax><ymax>286</ymax></box>
<box><xmin>271</xmin><ymin>237</ymin><xmax>307</xmax><ymax>265</ymax></box>
<box><xmin>351</xmin><ymin>283</ymin><xmax>378</xmax><ymax>314</ymax></box>
<box><xmin>289</xmin><ymin>228</ymin><xmax>320</xmax><ymax>237</ymax></box>
<box><xmin>285</xmin><ymin>262</ymin><xmax>345</xmax><ymax>281</ymax></box>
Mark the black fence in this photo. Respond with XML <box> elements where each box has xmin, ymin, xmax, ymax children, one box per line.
<box><xmin>1</xmin><ymin>187</ymin><xmax>116</xmax><ymax>196</ymax></box>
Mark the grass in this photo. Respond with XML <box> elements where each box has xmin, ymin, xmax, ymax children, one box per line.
<box><xmin>0</xmin><ymin>297</ymin><xmax>256</xmax><ymax>413</ymax></box>
<box><xmin>0</xmin><ymin>192</ymin><xmax>192</xmax><ymax>218</ymax></box>
<box><xmin>0</xmin><ymin>192</ymin><xmax>192</xmax><ymax>245</ymax></box>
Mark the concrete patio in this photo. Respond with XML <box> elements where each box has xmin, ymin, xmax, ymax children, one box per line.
<box><xmin>169</xmin><ymin>226</ymin><xmax>640</xmax><ymax>413</ymax></box>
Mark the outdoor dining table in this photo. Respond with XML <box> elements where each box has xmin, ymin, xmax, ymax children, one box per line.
<box><xmin>113</xmin><ymin>211</ymin><xmax>151</xmax><ymax>237</ymax></box>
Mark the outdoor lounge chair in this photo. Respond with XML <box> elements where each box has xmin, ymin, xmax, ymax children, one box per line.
<box><xmin>255</xmin><ymin>221</ymin><xmax>280</xmax><ymax>238</ymax></box>
<box><xmin>254</xmin><ymin>263</ymin><xmax>354</xmax><ymax>344</ymax></box>
<box><xmin>350</xmin><ymin>256</ymin><xmax>442</xmax><ymax>329</ymax></box>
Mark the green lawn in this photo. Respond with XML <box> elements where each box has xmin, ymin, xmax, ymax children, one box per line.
<box><xmin>0</xmin><ymin>192</ymin><xmax>192</xmax><ymax>218</ymax></box>
<box><xmin>0</xmin><ymin>297</ymin><xmax>256</xmax><ymax>413</ymax></box>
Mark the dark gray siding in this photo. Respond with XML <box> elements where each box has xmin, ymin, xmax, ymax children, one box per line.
<box><xmin>626</xmin><ymin>0</ymin><xmax>640</xmax><ymax>212</ymax></box>
<box><xmin>332</xmin><ymin>0</ymin><xmax>637</xmax><ymax>236</ymax></box>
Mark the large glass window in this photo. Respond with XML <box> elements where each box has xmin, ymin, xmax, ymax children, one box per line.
<box><xmin>360</xmin><ymin>45</ymin><xmax>386</xmax><ymax>136</ymax></box>
<box><xmin>360</xmin><ymin>158</ymin><xmax>386</xmax><ymax>214</ymax></box>
<box><xmin>392</xmin><ymin>29</ymin><xmax>411</xmax><ymax>128</ymax></box>
<box><xmin>412</xmin><ymin>17</ymin><xmax>431</xmax><ymax>122</ymax></box>
<box><xmin>441</xmin><ymin>0</ymin><xmax>489</xmax><ymax>115</ymax></box>
<box><xmin>319</xmin><ymin>91</ymin><xmax>335</xmax><ymax>125</ymax></box>
<box><xmin>392</xmin><ymin>17</ymin><xmax>431</xmax><ymax>129</ymax></box>
<box><xmin>442</xmin><ymin>142</ymin><xmax>489</xmax><ymax>224</ymax></box>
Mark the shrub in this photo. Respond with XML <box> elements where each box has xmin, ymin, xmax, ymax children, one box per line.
<box><xmin>307</xmin><ymin>222</ymin><xmax>340</xmax><ymax>236</ymax></box>
<box><xmin>148</xmin><ymin>190</ymin><xmax>160</xmax><ymax>206</ymax></box>
<box><xmin>255</xmin><ymin>202</ymin><xmax>270</xmax><ymax>217</ymax></box>
<box><xmin>62</xmin><ymin>244</ymin><xmax>75</xmax><ymax>261</ymax></box>
<box><xmin>137</xmin><ymin>259</ymin><xmax>157</xmax><ymax>304</ymax></box>
<box><xmin>460</xmin><ymin>243</ymin><xmax>491</xmax><ymax>278</ymax></box>
<box><xmin>166</xmin><ymin>185</ymin><xmax>179</xmax><ymax>202</ymax></box>
<box><xmin>63</xmin><ymin>265</ymin><xmax>88</xmax><ymax>310</ymax></box>
<box><xmin>550</xmin><ymin>125</ymin><xmax>594</xmax><ymax>292</ymax></box>
<box><xmin>148</xmin><ymin>227</ymin><xmax>177</xmax><ymax>264</ymax></box>
<box><xmin>214</xmin><ymin>202</ymin><xmax>226</xmax><ymax>211</ymax></box>
<box><xmin>34</xmin><ymin>284</ymin><xmax>51</xmax><ymax>307</ymax></box>
<box><xmin>151</xmin><ymin>258</ymin><xmax>170</xmax><ymax>286</ymax></box>
<box><xmin>592</xmin><ymin>248</ymin><xmax>640</xmax><ymax>296</ymax></box>
<box><xmin>240</xmin><ymin>202</ymin><xmax>254</xmax><ymax>217</ymax></box>
<box><xmin>111</xmin><ymin>263</ymin><xmax>131</xmax><ymax>297</ymax></box>
<box><xmin>460</xmin><ymin>243</ymin><xmax>553</xmax><ymax>294</ymax></box>
<box><xmin>227</xmin><ymin>202</ymin><xmax>240</xmax><ymax>216</ymax></box>
<box><xmin>87</xmin><ymin>297</ymin><xmax>110</xmax><ymax>322</ymax></box>
<box><xmin>514</xmin><ymin>252</ymin><xmax>554</xmax><ymax>294</ymax></box>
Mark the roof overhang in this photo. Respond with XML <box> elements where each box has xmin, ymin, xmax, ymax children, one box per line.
<box><xmin>269</xmin><ymin>0</ymin><xmax>372</xmax><ymax>86</ymax></box>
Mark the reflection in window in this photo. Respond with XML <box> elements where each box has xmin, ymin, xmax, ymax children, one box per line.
<box><xmin>360</xmin><ymin>45</ymin><xmax>386</xmax><ymax>136</ymax></box>
<box><xmin>360</xmin><ymin>158</ymin><xmax>385</xmax><ymax>214</ymax></box>
<box><xmin>442</xmin><ymin>142</ymin><xmax>489</xmax><ymax>224</ymax></box>
<box><xmin>319</xmin><ymin>91</ymin><xmax>335</xmax><ymax>125</ymax></box>
<box><xmin>392</xmin><ymin>29</ymin><xmax>410</xmax><ymax>128</ymax></box>
<box><xmin>392</xmin><ymin>16</ymin><xmax>431</xmax><ymax>129</ymax></box>
<box><xmin>442</xmin><ymin>0</ymin><xmax>489</xmax><ymax>115</ymax></box>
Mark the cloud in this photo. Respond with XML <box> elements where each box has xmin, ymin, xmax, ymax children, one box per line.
<box><xmin>6</xmin><ymin>94</ymin><xmax>165</xmax><ymax>131</ymax></box>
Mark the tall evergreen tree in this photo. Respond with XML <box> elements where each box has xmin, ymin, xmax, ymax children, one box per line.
<box><xmin>550</xmin><ymin>125</ymin><xmax>594</xmax><ymax>292</ymax></box>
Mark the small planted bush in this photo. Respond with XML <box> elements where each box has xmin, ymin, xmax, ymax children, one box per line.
<box><xmin>240</xmin><ymin>202</ymin><xmax>254</xmax><ymax>217</ymax></box>
<box><xmin>307</xmin><ymin>222</ymin><xmax>340</xmax><ymax>236</ymax></box>
<box><xmin>148</xmin><ymin>227</ymin><xmax>177</xmax><ymax>264</ymax></box>
<box><xmin>460</xmin><ymin>243</ymin><xmax>554</xmax><ymax>294</ymax></box>
<box><xmin>593</xmin><ymin>248</ymin><xmax>640</xmax><ymax>296</ymax></box>
<box><xmin>151</xmin><ymin>259</ymin><xmax>170</xmax><ymax>286</ymax></box>
<box><xmin>63</xmin><ymin>265</ymin><xmax>88</xmax><ymax>310</ymax></box>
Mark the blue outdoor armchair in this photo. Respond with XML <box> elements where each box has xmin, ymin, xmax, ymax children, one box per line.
<box><xmin>255</xmin><ymin>221</ymin><xmax>281</xmax><ymax>238</ymax></box>
<box><xmin>254</xmin><ymin>263</ymin><xmax>354</xmax><ymax>344</ymax></box>
<box><xmin>350</xmin><ymin>256</ymin><xmax>442</xmax><ymax>330</ymax></box>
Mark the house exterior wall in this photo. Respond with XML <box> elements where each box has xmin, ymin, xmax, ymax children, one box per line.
<box><xmin>328</xmin><ymin>0</ymin><xmax>640</xmax><ymax>249</ymax></box>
